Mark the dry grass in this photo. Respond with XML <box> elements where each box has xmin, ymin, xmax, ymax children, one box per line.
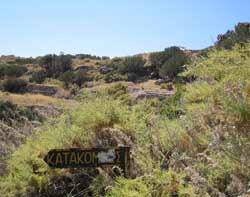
<box><xmin>0</xmin><ymin>91</ymin><xmax>77</xmax><ymax>108</ymax></box>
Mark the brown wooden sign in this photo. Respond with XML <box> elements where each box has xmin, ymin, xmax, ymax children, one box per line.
<box><xmin>44</xmin><ymin>146</ymin><xmax>130</xmax><ymax>176</ymax></box>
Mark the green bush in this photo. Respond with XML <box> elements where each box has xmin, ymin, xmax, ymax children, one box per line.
<box><xmin>59</xmin><ymin>70</ymin><xmax>75</xmax><ymax>86</ymax></box>
<box><xmin>104</xmin><ymin>72</ymin><xmax>128</xmax><ymax>83</ymax></box>
<box><xmin>0</xmin><ymin>101</ymin><xmax>42</xmax><ymax>125</ymax></box>
<box><xmin>119</xmin><ymin>56</ymin><xmax>146</xmax><ymax>76</ymax></box>
<box><xmin>216</xmin><ymin>23</ymin><xmax>250</xmax><ymax>49</ymax></box>
<box><xmin>30</xmin><ymin>70</ymin><xmax>47</xmax><ymax>84</ymax></box>
<box><xmin>3</xmin><ymin>78</ymin><xmax>27</xmax><ymax>93</ymax></box>
<box><xmin>150</xmin><ymin>46</ymin><xmax>189</xmax><ymax>79</ymax></box>
<box><xmin>74</xmin><ymin>70</ymin><xmax>90</xmax><ymax>86</ymax></box>
<box><xmin>107</xmin><ymin>169</ymin><xmax>197</xmax><ymax>197</ymax></box>
<box><xmin>0</xmin><ymin>64</ymin><xmax>28</xmax><ymax>78</ymax></box>
<box><xmin>39</xmin><ymin>54</ymin><xmax>72</xmax><ymax>78</ymax></box>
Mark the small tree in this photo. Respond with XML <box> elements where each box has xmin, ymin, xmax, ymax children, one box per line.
<box><xmin>60</xmin><ymin>71</ymin><xmax>75</xmax><ymax>86</ymax></box>
<box><xmin>150</xmin><ymin>46</ymin><xmax>188</xmax><ymax>79</ymax></box>
<box><xmin>3</xmin><ymin>78</ymin><xmax>27</xmax><ymax>93</ymax></box>
<box><xmin>30</xmin><ymin>70</ymin><xmax>47</xmax><ymax>84</ymax></box>
<box><xmin>0</xmin><ymin>64</ymin><xmax>27</xmax><ymax>78</ymax></box>
<box><xmin>39</xmin><ymin>54</ymin><xmax>72</xmax><ymax>78</ymax></box>
<box><xmin>159</xmin><ymin>53</ymin><xmax>187</xmax><ymax>79</ymax></box>
<box><xmin>216</xmin><ymin>23</ymin><xmax>250</xmax><ymax>49</ymax></box>
<box><xmin>74</xmin><ymin>70</ymin><xmax>88</xmax><ymax>86</ymax></box>
<box><xmin>119</xmin><ymin>56</ymin><xmax>146</xmax><ymax>75</ymax></box>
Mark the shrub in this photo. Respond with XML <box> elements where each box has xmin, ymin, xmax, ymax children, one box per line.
<box><xmin>0</xmin><ymin>101</ymin><xmax>42</xmax><ymax>125</ymax></box>
<box><xmin>150</xmin><ymin>46</ymin><xmax>189</xmax><ymax>79</ymax></box>
<box><xmin>30</xmin><ymin>70</ymin><xmax>47</xmax><ymax>83</ymax></box>
<box><xmin>59</xmin><ymin>70</ymin><xmax>75</xmax><ymax>86</ymax></box>
<box><xmin>104</xmin><ymin>73</ymin><xmax>128</xmax><ymax>83</ymax></box>
<box><xmin>159</xmin><ymin>53</ymin><xmax>187</xmax><ymax>79</ymax></box>
<box><xmin>3</xmin><ymin>78</ymin><xmax>27</xmax><ymax>93</ymax></box>
<box><xmin>127</xmin><ymin>73</ymin><xmax>138</xmax><ymax>82</ymax></box>
<box><xmin>74</xmin><ymin>70</ymin><xmax>89</xmax><ymax>86</ymax></box>
<box><xmin>119</xmin><ymin>56</ymin><xmax>146</xmax><ymax>76</ymax></box>
<box><xmin>160</xmin><ymin>82</ymin><xmax>174</xmax><ymax>90</ymax></box>
<box><xmin>216</xmin><ymin>22</ymin><xmax>250</xmax><ymax>49</ymax></box>
<box><xmin>0</xmin><ymin>64</ymin><xmax>28</xmax><ymax>78</ymax></box>
<box><xmin>107</xmin><ymin>169</ymin><xmax>197</xmax><ymax>197</ymax></box>
<box><xmin>39</xmin><ymin>54</ymin><xmax>72</xmax><ymax>78</ymax></box>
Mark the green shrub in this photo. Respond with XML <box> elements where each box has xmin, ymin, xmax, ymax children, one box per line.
<box><xmin>0</xmin><ymin>64</ymin><xmax>28</xmax><ymax>78</ymax></box>
<box><xmin>39</xmin><ymin>54</ymin><xmax>72</xmax><ymax>78</ymax></box>
<box><xmin>104</xmin><ymin>72</ymin><xmax>128</xmax><ymax>83</ymax></box>
<box><xmin>74</xmin><ymin>70</ymin><xmax>89</xmax><ymax>86</ymax></box>
<box><xmin>0</xmin><ymin>101</ymin><xmax>42</xmax><ymax>125</ymax></box>
<box><xmin>3</xmin><ymin>78</ymin><xmax>27</xmax><ymax>93</ymax></box>
<box><xmin>160</xmin><ymin>82</ymin><xmax>174</xmax><ymax>90</ymax></box>
<box><xmin>59</xmin><ymin>70</ymin><xmax>75</xmax><ymax>86</ymax></box>
<box><xmin>107</xmin><ymin>169</ymin><xmax>197</xmax><ymax>197</ymax></box>
<box><xmin>119</xmin><ymin>56</ymin><xmax>146</xmax><ymax>76</ymax></box>
<box><xmin>216</xmin><ymin>23</ymin><xmax>250</xmax><ymax>49</ymax></box>
<box><xmin>30</xmin><ymin>70</ymin><xmax>47</xmax><ymax>83</ymax></box>
<box><xmin>149</xmin><ymin>46</ymin><xmax>189</xmax><ymax>79</ymax></box>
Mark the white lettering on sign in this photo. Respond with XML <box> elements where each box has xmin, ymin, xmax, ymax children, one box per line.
<box><xmin>97</xmin><ymin>149</ymin><xmax>115</xmax><ymax>163</ymax></box>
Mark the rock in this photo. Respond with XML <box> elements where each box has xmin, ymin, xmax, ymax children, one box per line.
<box><xmin>91</xmin><ymin>127</ymin><xmax>133</xmax><ymax>148</ymax></box>
<box><xmin>184</xmin><ymin>166</ymin><xmax>225</xmax><ymax>196</ymax></box>
<box><xmin>196</xmin><ymin>153</ymin><xmax>216</xmax><ymax>165</ymax></box>
<box><xmin>99</xmin><ymin>66</ymin><xmax>111</xmax><ymax>74</ymax></box>
<box><xmin>31</xmin><ymin>121</ymin><xmax>42</xmax><ymax>127</ymax></box>
<box><xmin>0</xmin><ymin>121</ymin><xmax>33</xmax><ymax>175</ymax></box>
<box><xmin>91</xmin><ymin>127</ymin><xmax>139</xmax><ymax>178</ymax></box>
<box><xmin>226</xmin><ymin>175</ymin><xmax>245</xmax><ymax>196</ymax></box>
<box><xmin>74</xmin><ymin>65</ymin><xmax>91</xmax><ymax>71</ymax></box>
<box><xmin>155</xmin><ymin>79</ymin><xmax>165</xmax><ymax>85</ymax></box>
<box><xmin>29</xmin><ymin>105</ymin><xmax>63</xmax><ymax>118</ymax></box>
<box><xmin>127</xmin><ymin>87</ymin><xmax>174</xmax><ymax>100</ymax></box>
<box><xmin>155</xmin><ymin>78</ymin><xmax>172</xmax><ymax>85</ymax></box>
<box><xmin>25</xmin><ymin>83</ymin><xmax>57</xmax><ymax>96</ymax></box>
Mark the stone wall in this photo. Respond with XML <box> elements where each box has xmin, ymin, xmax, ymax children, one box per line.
<box><xmin>25</xmin><ymin>84</ymin><xmax>58</xmax><ymax>96</ymax></box>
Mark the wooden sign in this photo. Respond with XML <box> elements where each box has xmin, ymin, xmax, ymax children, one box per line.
<box><xmin>44</xmin><ymin>146</ymin><xmax>130</xmax><ymax>176</ymax></box>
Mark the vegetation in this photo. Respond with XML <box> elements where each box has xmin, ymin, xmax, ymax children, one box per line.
<box><xmin>0</xmin><ymin>101</ymin><xmax>42</xmax><ymax>125</ymax></box>
<box><xmin>118</xmin><ymin>56</ymin><xmax>146</xmax><ymax>76</ymax></box>
<box><xmin>60</xmin><ymin>70</ymin><xmax>90</xmax><ymax>86</ymax></box>
<box><xmin>30</xmin><ymin>70</ymin><xmax>47</xmax><ymax>84</ymax></box>
<box><xmin>216</xmin><ymin>22</ymin><xmax>250</xmax><ymax>49</ymax></box>
<box><xmin>1</xmin><ymin>24</ymin><xmax>250</xmax><ymax>197</ymax></box>
<box><xmin>39</xmin><ymin>54</ymin><xmax>72</xmax><ymax>78</ymax></box>
<box><xmin>0</xmin><ymin>64</ymin><xmax>27</xmax><ymax>78</ymax></box>
<box><xmin>3</xmin><ymin>78</ymin><xmax>27</xmax><ymax>93</ymax></box>
<box><xmin>150</xmin><ymin>46</ymin><xmax>189</xmax><ymax>79</ymax></box>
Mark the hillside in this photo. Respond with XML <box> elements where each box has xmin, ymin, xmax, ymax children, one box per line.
<box><xmin>0</xmin><ymin>22</ymin><xmax>250</xmax><ymax>196</ymax></box>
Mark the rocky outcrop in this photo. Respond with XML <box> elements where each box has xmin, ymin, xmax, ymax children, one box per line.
<box><xmin>25</xmin><ymin>84</ymin><xmax>58</xmax><ymax>96</ymax></box>
<box><xmin>99</xmin><ymin>66</ymin><xmax>111</xmax><ymax>74</ymax></box>
<box><xmin>127</xmin><ymin>87</ymin><xmax>174</xmax><ymax>100</ymax></box>
<box><xmin>0</xmin><ymin>83</ymin><xmax>58</xmax><ymax>96</ymax></box>
<box><xmin>29</xmin><ymin>105</ymin><xmax>63</xmax><ymax>118</ymax></box>
<box><xmin>0</xmin><ymin>120</ymin><xmax>34</xmax><ymax>175</ymax></box>
<box><xmin>0</xmin><ymin>104</ymin><xmax>63</xmax><ymax>176</ymax></box>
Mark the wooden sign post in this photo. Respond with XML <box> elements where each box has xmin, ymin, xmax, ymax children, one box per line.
<box><xmin>44</xmin><ymin>146</ymin><xmax>130</xmax><ymax>177</ymax></box>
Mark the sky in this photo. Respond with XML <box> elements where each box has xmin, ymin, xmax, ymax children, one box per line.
<box><xmin>0</xmin><ymin>0</ymin><xmax>250</xmax><ymax>57</ymax></box>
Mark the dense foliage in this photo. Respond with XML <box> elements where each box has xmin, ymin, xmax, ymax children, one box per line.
<box><xmin>0</xmin><ymin>101</ymin><xmax>42</xmax><ymax>125</ymax></box>
<box><xmin>39</xmin><ymin>54</ymin><xmax>72</xmax><ymax>78</ymax></box>
<box><xmin>150</xmin><ymin>46</ymin><xmax>189</xmax><ymax>79</ymax></box>
<box><xmin>30</xmin><ymin>70</ymin><xmax>47</xmax><ymax>84</ymax></box>
<box><xmin>216</xmin><ymin>22</ymin><xmax>250</xmax><ymax>49</ymax></box>
<box><xmin>3</xmin><ymin>78</ymin><xmax>27</xmax><ymax>93</ymax></box>
<box><xmin>2</xmin><ymin>43</ymin><xmax>250</xmax><ymax>196</ymax></box>
<box><xmin>0</xmin><ymin>64</ymin><xmax>27</xmax><ymax>78</ymax></box>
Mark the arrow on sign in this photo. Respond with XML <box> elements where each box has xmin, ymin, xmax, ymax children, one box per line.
<box><xmin>44</xmin><ymin>147</ymin><xmax>130</xmax><ymax>176</ymax></box>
